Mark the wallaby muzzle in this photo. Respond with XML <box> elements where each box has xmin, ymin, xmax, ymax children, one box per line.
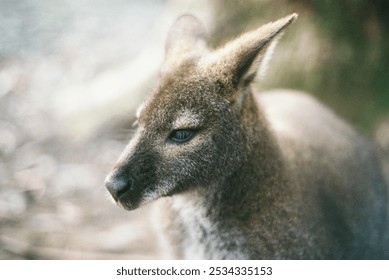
<box><xmin>104</xmin><ymin>169</ymin><xmax>139</xmax><ymax>210</ymax></box>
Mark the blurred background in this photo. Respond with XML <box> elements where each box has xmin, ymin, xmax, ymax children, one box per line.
<box><xmin>1</xmin><ymin>0</ymin><xmax>388</xmax><ymax>259</ymax></box>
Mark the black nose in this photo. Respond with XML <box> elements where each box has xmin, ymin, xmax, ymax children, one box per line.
<box><xmin>104</xmin><ymin>171</ymin><xmax>133</xmax><ymax>200</ymax></box>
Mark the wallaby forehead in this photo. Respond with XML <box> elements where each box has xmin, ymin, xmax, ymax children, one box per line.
<box><xmin>139</xmin><ymin>73</ymin><xmax>228</xmax><ymax>128</ymax></box>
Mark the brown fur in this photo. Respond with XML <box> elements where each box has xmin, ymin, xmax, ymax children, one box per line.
<box><xmin>105</xmin><ymin>14</ymin><xmax>389</xmax><ymax>259</ymax></box>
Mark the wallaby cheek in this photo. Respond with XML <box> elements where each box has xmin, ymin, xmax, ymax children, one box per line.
<box><xmin>212</xmin><ymin>120</ymin><xmax>246</xmax><ymax>173</ymax></box>
<box><xmin>155</xmin><ymin>142</ymin><xmax>211</xmax><ymax>192</ymax></box>
<box><xmin>213</xmin><ymin>137</ymin><xmax>243</xmax><ymax>176</ymax></box>
<box><xmin>167</xmin><ymin>137</ymin><xmax>238</xmax><ymax>192</ymax></box>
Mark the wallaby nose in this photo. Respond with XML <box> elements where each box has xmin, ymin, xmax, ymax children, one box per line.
<box><xmin>104</xmin><ymin>171</ymin><xmax>133</xmax><ymax>200</ymax></box>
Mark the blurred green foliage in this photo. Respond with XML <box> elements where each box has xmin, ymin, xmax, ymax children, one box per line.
<box><xmin>211</xmin><ymin>0</ymin><xmax>389</xmax><ymax>132</ymax></box>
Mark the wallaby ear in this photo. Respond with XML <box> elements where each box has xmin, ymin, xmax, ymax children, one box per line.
<box><xmin>163</xmin><ymin>14</ymin><xmax>208</xmax><ymax>70</ymax></box>
<box><xmin>206</xmin><ymin>13</ymin><xmax>298</xmax><ymax>88</ymax></box>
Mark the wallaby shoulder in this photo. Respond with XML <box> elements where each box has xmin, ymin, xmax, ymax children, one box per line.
<box><xmin>257</xmin><ymin>89</ymin><xmax>389</xmax><ymax>259</ymax></box>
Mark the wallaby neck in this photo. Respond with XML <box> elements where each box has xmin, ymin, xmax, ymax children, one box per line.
<box><xmin>212</xmin><ymin>107</ymin><xmax>287</xmax><ymax>223</ymax></box>
<box><xmin>172</xmin><ymin>92</ymin><xmax>288</xmax><ymax>259</ymax></box>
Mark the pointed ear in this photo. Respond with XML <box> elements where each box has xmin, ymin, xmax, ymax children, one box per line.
<box><xmin>163</xmin><ymin>14</ymin><xmax>208</xmax><ymax>70</ymax></box>
<box><xmin>206</xmin><ymin>13</ymin><xmax>297</xmax><ymax>88</ymax></box>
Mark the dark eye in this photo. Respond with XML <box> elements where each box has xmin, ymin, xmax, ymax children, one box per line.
<box><xmin>169</xmin><ymin>129</ymin><xmax>195</xmax><ymax>143</ymax></box>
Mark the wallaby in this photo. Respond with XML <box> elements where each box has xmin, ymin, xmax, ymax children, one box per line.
<box><xmin>104</xmin><ymin>13</ymin><xmax>389</xmax><ymax>259</ymax></box>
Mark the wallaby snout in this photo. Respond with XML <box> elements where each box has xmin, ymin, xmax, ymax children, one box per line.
<box><xmin>105</xmin><ymin>170</ymin><xmax>134</xmax><ymax>203</ymax></box>
<box><xmin>105</xmin><ymin>135</ymin><xmax>161</xmax><ymax>210</ymax></box>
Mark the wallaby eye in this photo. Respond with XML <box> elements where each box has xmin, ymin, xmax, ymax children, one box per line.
<box><xmin>169</xmin><ymin>129</ymin><xmax>195</xmax><ymax>143</ymax></box>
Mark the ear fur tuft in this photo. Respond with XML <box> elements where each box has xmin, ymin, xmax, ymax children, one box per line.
<box><xmin>203</xmin><ymin>13</ymin><xmax>298</xmax><ymax>88</ymax></box>
<box><xmin>163</xmin><ymin>14</ymin><xmax>208</xmax><ymax>71</ymax></box>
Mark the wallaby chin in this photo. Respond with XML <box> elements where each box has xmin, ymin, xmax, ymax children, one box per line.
<box><xmin>105</xmin><ymin>13</ymin><xmax>389</xmax><ymax>259</ymax></box>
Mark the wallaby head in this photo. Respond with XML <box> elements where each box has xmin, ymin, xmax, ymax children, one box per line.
<box><xmin>105</xmin><ymin>13</ymin><xmax>298</xmax><ymax>210</ymax></box>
